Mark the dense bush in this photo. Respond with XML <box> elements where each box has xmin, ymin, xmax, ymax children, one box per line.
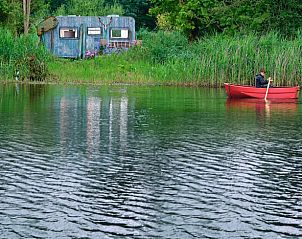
<box><xmin>0</xmin><ymin>28</ymin><xmax>49</xmax><ymax>81</ymax></box>
<box><xmin>136</xmin><ymin>30</ymin><xmax>188</xmax><ymax>64</ymax></box>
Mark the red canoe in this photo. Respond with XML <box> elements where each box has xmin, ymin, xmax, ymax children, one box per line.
<box><xmin>224</xmin><ymin>83</ymin><xmax>300</xmax><ymax>99</ymax></box>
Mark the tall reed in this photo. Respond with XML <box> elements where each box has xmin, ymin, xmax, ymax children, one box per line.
<box><xmin>131</xmin><ymin>31</ymin><xmax>302</xmax><ymax>86</ymax></box>
<box><xmin>0</xmin><ymin>28</ymin><xmax>49</xmax><ymax>81</ymax></box>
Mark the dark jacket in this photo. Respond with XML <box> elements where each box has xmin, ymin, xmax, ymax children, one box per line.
<box><xmin>255</xmin><ymin>74</ymin><xmax>268</xmax><ymax>88</ymax></box>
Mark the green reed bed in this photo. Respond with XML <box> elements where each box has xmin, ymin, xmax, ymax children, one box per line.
<box><xmin>0</xmin><ymin>28</ymin><xmax>49</xmax><ymax>81</ymax></box>
<box><xmin>130</xmin><ymin>31</ymin><xmax>302</xmax><ymax>86</ymax></box>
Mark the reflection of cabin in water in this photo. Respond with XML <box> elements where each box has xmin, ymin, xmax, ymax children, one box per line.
<box><xmin>38</xmin><ymin>15</ymin><xmax>136</xmax><ymax>58</ymax></box>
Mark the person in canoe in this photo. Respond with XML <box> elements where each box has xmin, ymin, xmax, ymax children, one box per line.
<box><xmin>255</xmin><ymin>68</ymin><xmax>272</xmax><ymax>88</ymax></box>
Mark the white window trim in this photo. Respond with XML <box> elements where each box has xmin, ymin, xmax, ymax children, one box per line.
<box><xmin>88</xmin><ymin>27</ymin><xmax>102</xmax><ymax>35</ymax></box>
<box><xmin>111</xmin><ymin>29</ymin><xmax>129</xmax><ymax>39</ymax></box>
<box><xmin>59</xmin><ymin>28</ymin><xmax>78</xmax><ymax>38</ymax></box>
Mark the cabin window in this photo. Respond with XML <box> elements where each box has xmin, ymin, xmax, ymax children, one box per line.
<box><xmin>59</xmin><ymin>28</ymin><xmax>78</xmax><ymax>38</ymax></box>
<box><xmin>88</xmin><ymin>27</ymin><xmax>102</xmax><ymax>35</ymax></box>
<box><xmin>110</xmin><ymin>29</ymin><xmax>129</xmax><ymax>39</ymax></box>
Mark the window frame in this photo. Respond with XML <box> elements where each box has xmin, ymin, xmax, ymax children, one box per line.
<box><xmin>110</xmin><ymin>28</ymin><xmax>130</xmax><ymax>39</ymax></box>
<box><xmin>87</xmin><ymin>27</ymin><xmax>102</xmax><ymax>36</ymax></box>
<box><xmin>59</xmin><ymin>27</ymin><xmax>79</xmax><ymax>39</ymax></box>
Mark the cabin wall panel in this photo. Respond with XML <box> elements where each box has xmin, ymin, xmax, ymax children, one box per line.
<box><xmin>42</xmin><ymin>16</ymin><xmax>135</xmax><ymax>58</ymax></box>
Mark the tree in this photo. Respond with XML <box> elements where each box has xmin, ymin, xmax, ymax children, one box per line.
<box><xmin>54</xmin><ymin>0</ymin><xmax>124</xmax><ymax>16</ymax></box>
<box><xmin>115</xmin><ymin>0</ymin><xmax>156</xmax><ymax>30</ymax></box>
<box><xmin>150</xmin><ymin>0</ymin><xmax>302</xmax><ymax>38</ymax></box>
<box><xmin>214</xmin><ymin>0</ymin><xmax>269</xmax><ymax>34</ymax></box>
<box><xmin>0</xmin><ymin>0</ymin><xmax>23</xmax><ymax>35</ymax></box>
<box><xmin>35</xmin><ymin>0</ymin><xmax>156</xmax><ymax>30</ymax></box>
<box><xmin>0</xmin><ymin>0</ymin><xmax>48</xmax><ymax>35</ymax></box>
<box><xmin>151</xmin><ymin>0</ymin><xmax>219</xmax><ymax>39</ymax></box>
<box><xmin>46</xmin><ymin>0</ymin><xmax>68</xmax><ymax>13</ymax></box>
<box><xmin>266</xmin><ymin>0</ymin><xmax>302</xmax><ymax>36</ymax></box>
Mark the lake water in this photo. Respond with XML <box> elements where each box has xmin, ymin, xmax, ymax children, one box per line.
<box><xmin>0</xmin><ymin>84</ymin><xmax>301</xmax><ymax>239</ymax></box>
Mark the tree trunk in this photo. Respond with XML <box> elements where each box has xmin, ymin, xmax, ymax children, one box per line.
<box><xmin>23</xmin><ymin>0</ymin><xmax>31</xmax><ymax>35</ymax></box>
<box><xmin>23</xmin><ymin>0</ymin><xmax>26</xmax><ymax>34</ymax></box>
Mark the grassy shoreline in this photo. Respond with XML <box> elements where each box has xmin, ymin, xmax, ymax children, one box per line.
<box><xmin>1</xmin><ymin>30</ymin><xmax>302</xmax><ymax>87</ymax></box>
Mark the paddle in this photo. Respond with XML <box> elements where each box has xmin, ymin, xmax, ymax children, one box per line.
<box><xmin>264</xmin><ymin>77</ymin><xmax>272</xmax><ymax>101</ymax></box>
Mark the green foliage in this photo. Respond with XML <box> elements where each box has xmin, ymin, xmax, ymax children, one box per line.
<box><xmin>266</xmin><ymin>0</ymin><xmax>302</xmax><ymax>36</ymax></box>
<box><xmin>115</xmin><ymin>0</ymin><xmax>156</xmax><ymax>30</ymax></box>
<box><xmin>0</xmin><ymin>0</ymin><xmax>23</xmax><ymax>34</ymax></box>
<box><xmin>1</xmin><ymin>0</ymin><xmax>301</xmax><ymax>38</ymax></box>
<box><xmin>135</xmin><ymin>30</ymin><xmax>188</xmax><ymax>64</ymax></box>
<box><xmin>47</xmin><ymin>0</ymin><xmax>68</xmax><ymax>13</ymax></box>
<box><xmin>0</xmin><ymin>0</ymin><xmax>127</xmax><ymax>34</ymax></box>
<box><xmin>30</xmin><ymin>0</ymin><xmax>50</xmax><ymax>28</ymax></box>
<box><xmin>53</xmin><ymin>4</ymin><xmax>66</xmax><ymax>16</ymax></box>
<box><xmin>0</xmin><ymin>0</ymin><xmax>50</xmax><ymax>35</ymax></box>
<box><xmin>176</xmin><ymin>0</ymin><xmax>219</xmax><ymax>39</ymax></box>
<box><xmin>54</xmin><ymin>0</ymin><xmax>124</xmax><ymax>16</ymax></box>
<box><xmin>151</xmin><ymin>0</ymin><xmax>302</xmax><ymax>38</ymax></box>
<box><xmin>0</xmin><ymin>28</ymin><xmax>49</xmax><ymax>81</ymax></box>
<box><xmin>151</xmin><ymin>0</ymin><xmax>220</xmax><ymax>38</ymax></box>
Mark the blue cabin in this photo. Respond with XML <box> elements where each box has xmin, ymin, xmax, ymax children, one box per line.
<box><xmin>38</xmin><ymin>15</ymin><xmax>136</xmax><ymax>58</ymax></box>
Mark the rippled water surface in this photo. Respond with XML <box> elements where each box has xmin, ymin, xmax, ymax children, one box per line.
<box><xmin>0</xmin><ymin>84</ymin><xmax>301</xmax><ymax>239</ymax></box>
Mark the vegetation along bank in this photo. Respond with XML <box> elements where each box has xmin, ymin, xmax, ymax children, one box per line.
<box><xmin>1</xmin><ymin>0</ymin><xmax>302</xmax><ymax>87</ymax></box>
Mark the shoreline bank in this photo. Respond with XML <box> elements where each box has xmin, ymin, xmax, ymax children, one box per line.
<box><xmin>0</xmin><ymin>79</ymin><xmax>226</xmax><ymax>88</ymax></box>
<box><xmin>1</xmin><ymin>30</ymin><xmax>302</xmax><ymax>87</ymax></box>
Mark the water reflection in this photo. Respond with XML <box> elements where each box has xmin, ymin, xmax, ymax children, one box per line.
<box><xmin>87</xmin><ymin>97</ymin><xmax>101</xmax><ymax>158</ymax></box>
<box><xmin>58</xmin><ymin>91</ymin><xmax>130</xmax><ymax>157</ymax></box>
<box><xmin>28</xmin><ymin>84</ymin><xmax>46</xmax><ymax>102</ymax></box>
<box><xmin>226</xmin><ymin>98</ymin><xmax>298</xmax><ymax>117</ymax></box>
<box><xmin>120</xmin><ymin>96</ymin><xmax>128</xmax><ymax>150</ymax></box>
<box><xmin>60</xmin><ymin>96</ymin><xmax>68</xmax><ymax>153</ymax></box>
<box><xmin>107</xmin><ymin>95</ymin><xmax>129</xmax><ymax>153</ymax></box>
<box><xmin>15</xmin><ymin>83</ymin><xmax>20</xmax><ymax>95</ymax></box>
<box><xmin>59</xmin><ymin>96</ymin><xmax>83</xmax><ymax>155</ymax></box>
